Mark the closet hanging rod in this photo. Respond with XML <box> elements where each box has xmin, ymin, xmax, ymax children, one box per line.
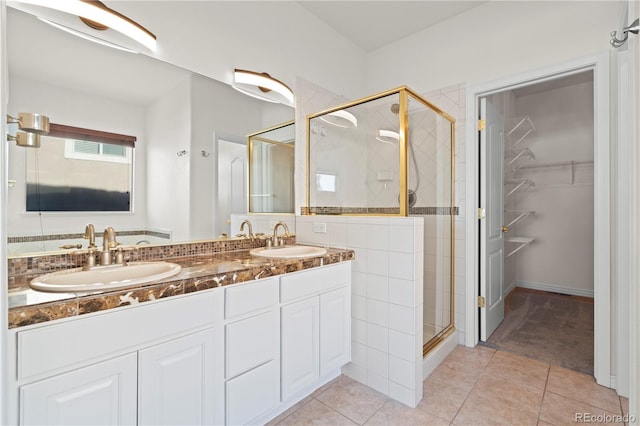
<box><xmin>517</xmin><ymin>160</ymin><xmax>593</xmax><ymax>170</ymax></box>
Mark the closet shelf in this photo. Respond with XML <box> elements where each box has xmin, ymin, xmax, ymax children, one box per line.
<box><xmin>505</xmin><ymin>210</ymin><xmax>535</xmax><ymax>228</ymax></box>
<box><xmin>507</xmin><ymin>116</ymin><xmax>535</xmax><ymax>148</ymax></box>
<box><xmin>505</xmin><ymin>237</ymin><xmax>535</xmax><ymax>258</ymax></box>
<box><xmin>507</xmin><ymin>148</ymin><xmax>535</xmax><ymax>167</ymax></box>
<box><xmin>505</xmin><ymin>178</ymin><xmax>535</xmax><ymax>198</ymax></box>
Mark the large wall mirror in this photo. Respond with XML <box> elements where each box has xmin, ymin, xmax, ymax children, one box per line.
<box><xmin>248</xmin><ymin>121</ymin><xmax>295</xmax><ymax>213</ymax></box>
<box><xmin>6</xmin><ymin>7</ymin><xmax>294</xmax><ymax>256</ymax></box>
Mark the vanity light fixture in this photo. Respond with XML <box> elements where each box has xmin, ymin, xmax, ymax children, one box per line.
<box><xmin>376</xmin><ymin>129</ymin><xmax>400</xmax><ymax>144</ymax></box>
<box><xmin>319</xmin><ymin>110</ymin><xmax>358</xmax><ymax>128</ymax></box>
<box><xmin>7</xmin><ymin>0</ymin><xmax>157</xmax><ymax>52</ymax></box>
<box><xmin>6</xmin><ymin>112</ymin><xmax>50</xmax><ymax>148</ymax></box>
<box><xmin>232</xmin><ymin>69</ymin><xmax>294</xmax><ymax>106</ymax></box>
<box><xmin>38</xmin><ymin>18</ymin><xmax>137</xmax><ymax>54</ymax></box>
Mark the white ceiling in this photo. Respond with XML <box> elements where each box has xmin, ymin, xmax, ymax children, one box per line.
<box><xmin>297</xmin><ymin>1</ymin><xmax>487</xmax><ymax>52</ymax></box>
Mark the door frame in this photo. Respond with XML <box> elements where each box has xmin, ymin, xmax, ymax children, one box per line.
<box><xmin>212</xmin><ymin>131</ymin><xmax>246</xmax><ymax>237</ymax></box>
<box><xmin>464</xmin><ymin>52</ymin><xmax>612</xmax><ymax>387</ymax></box>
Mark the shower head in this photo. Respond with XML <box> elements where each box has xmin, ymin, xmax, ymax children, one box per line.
<box><xmin>390</xmin><ymin>103</ymin><xmax>400</xmax><ymax>115</ymax></box>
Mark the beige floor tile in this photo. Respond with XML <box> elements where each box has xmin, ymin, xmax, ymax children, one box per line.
<box><xmin>620</xmin><ymin>396</ymin><xmax>629</xmax><ymax>415</ymax></box>
<box><xmin>546</xmin><ymin>366</ymin><xmax>622</xmax><ymax>413</ymax></box>
<box><xmin>266</xmin><ymin>396</ymin><xmax>314</xmax><ymax>426</ymax></box>
<box><xmin>539</xmin><ymin>392</ymin><xmax>623</xmax><ymax>426</ymax></box>
<box><xmin>425</xmin><ymin>356</ymin><xmax>484</xmax><ymax>393</ymax></box>
<box><xmin>278</xmin><ymin>399</ymin><xmax>358</xmax><ymax>426</ymax></box>
<box><xmin>418</xmin><ymin>377</ymin><xmax>471</xmax><ymax>421</ymax></box>
<box><xmin>452</xmin><ymin>386</ymin><xmax>538</xmax><ymax>426</ymax></box>
<box><xmin>365</xmin><ymin>400</ymin><xmax>450</xmax><ymax>426</ymax></box>
<box><xmin>311</xmin><ymin>376</ymin><xmax>341</xmax><ymax>398</ymax></box>
<box><xmin>483</xmin><ymin>350</ymin><xmax>549</xmax><ymax>390</ymax></box>
<box><xmin>537</xmin><ymin>421</ymin><xmax>554</xmax><ymax>426</ymax></box>
<box><xmin>445</xmin><ymin>345</ymin><xmax>496</xmax><ymax>370</ymax></box>
<box><xmin>315</xmin><ymin>375</ymin><xmax>388</xmax><ymax>424</ymax></box>
<box><xmin>473</xmin><ymin>373</ymin><xmax>544</xmax><ymax>416</ymax></box>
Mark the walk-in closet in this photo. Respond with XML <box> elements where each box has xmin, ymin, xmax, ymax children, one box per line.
<box><xmin>485</xmin><ymin>71</ymin><xmax>595</xmax><ymax>374</ymax></box>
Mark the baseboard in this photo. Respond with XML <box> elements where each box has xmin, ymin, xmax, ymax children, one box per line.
<box><xmin>423</xmin><ymin>330</ymin><xmax>458</xmax><ymax>380</ymax></box>
<box><xmin>516</xmin><ymin>280</ymin><xmax>594</xmax><ymax>298</ymax></box>
<box><xmin>504</xmin><ymin>280</ymin><xmax>517</xmax><ymax>297</ymax></box>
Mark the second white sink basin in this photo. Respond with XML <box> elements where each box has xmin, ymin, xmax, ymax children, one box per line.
<box><xmin>30</xmin><ymin>261</ymin><xmax>182</xmax><ymax>293</ymax></box>
<box><xmin>249</xmin><ymin>245</ymin><xmax>327</xmax><ymax>259</ymax></box>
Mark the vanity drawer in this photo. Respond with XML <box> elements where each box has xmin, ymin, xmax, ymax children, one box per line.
<box><xmin>225</xmin><ymin>277</ymin><xmax>278</xmax><ymax>319</ymax></box>
<box><xmin>280</xmin><ymin>262</ymin><xmax>350</xmax><ymax>303</ymax></box>
<box><xmin>17</xmin><ymin>290</ymin><xmax>222</xmax><ymax>381</ymax></box>
<box><xmin>225</xmin><ymin>310</ymin><xmax>277</xmax><ymax>379</ymax></box>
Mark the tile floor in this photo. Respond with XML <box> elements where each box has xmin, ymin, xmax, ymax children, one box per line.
<box><xmin>267</xmin><ymin>345</ymin><xmax>630</xmax><ymax>425</ymax></box>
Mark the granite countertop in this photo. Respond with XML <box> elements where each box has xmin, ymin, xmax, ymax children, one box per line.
<box><xmin>8</xmin><ymin>246</ymin><xmax>354</xmax><ymax>329</ymax></box>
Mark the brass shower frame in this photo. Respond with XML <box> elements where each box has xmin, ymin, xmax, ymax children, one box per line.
<box><xmin>305</xmin><ymin>86</ymin><xmax>456</xmax><ymax>356</ymax></box>
<box><xmin>247</xmin><ymin>120</ymin><xmax>295</xmax><ymax>215</ymax></box>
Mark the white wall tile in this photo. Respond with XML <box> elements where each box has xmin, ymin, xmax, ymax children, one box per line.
<box><xmin>367</xmin><ymin>371</ymin><xmax>389</xmax><ymax>395</ymax></box>
<box><xmin>366</xmin><ymin>323</ymin><xmax>388</xmax><ymax>352</ymax></box>
<box><xmin>344</xmin><ymin>363</ymin><xmax>367</xmax><ymax>384</ymax></box>
<box><xmin>389</xmin><ymin>252</ymin><xmax>414</xmax><ymax>280</ymax></box>
<box><xmin>366</xmin><ymin>347</ymin><xmax>389</xmax><ymax>378</ymax></box>
<box><xmin>352</xmin><ymin>318</ymin><xmax>367</xmax><ymax>344</ymax></box>
<box><xmin>389</xmin><ymin>356</ymin><xmax>415</xmax><ymax>389</ymax></box>
<box><xmin>367</xmin><ymin>299</ymin><xmax>389</xmax><ymax>327</ymax></box>
<box><xmin>352</xmin><ymin>271</ymin><xmax>367</xmax><ymax>296</ymax></box>
<box><xmin>352</xmin><ymin>341</ymin><xmax>367</xmax><ymax>367</ymax></box>
<box><xmin>388</xmin><ymin>278</ymin><xmax>414</xmax><ymax>308</ymax></box>
<box><xmin>388</xmin><ymin>381</ymin><xmax>416</xmax><ymax>408</ymax></box>
<box><xmin>367</xmin><ymin>249</ymin><xmax>389</xmax><ymax>276</ymax></box>
<box><xmin>388</xmin><ymin>225</ymin><xmax>414</xmax><ymax>253</ymax></box>
<box><xmin>388</xmin><ymin>330</ymin><xmax>414</xmax><ymax>362</ymax></box>
<box><xmin>347</xmin><ymin>223</ymin><xmax>367</xmax><ymax>248</ymax></box>
<box><xmin>389</xmin><ymin>304</ymin><xmax>414</xmax><ymax>334</ymax></box>
<box><xmin>367</xmin><ymin>274</ymin><xmax>389</xmax><ymax>301</ymax></box>
<box><xmin>352</xmin><ymin>295</ymin><xmax>367</xmax><ymax>321</ymax></box>
<box><xmin>367</xmin><ymin>224</ymin><xmax>389</xmax><ymax>250</ymax></box>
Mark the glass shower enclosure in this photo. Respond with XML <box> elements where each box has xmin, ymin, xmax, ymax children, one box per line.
<box><xmin>306</xmin><ymin>86</ymin><xmax>456</xmax><ymax>355</ymax></box>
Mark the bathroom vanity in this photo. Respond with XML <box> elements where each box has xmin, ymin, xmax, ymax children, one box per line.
<box><xmin>6</xmin><ymin>245</ymin><xmax>353</xmax><ymax>425</ymax></box>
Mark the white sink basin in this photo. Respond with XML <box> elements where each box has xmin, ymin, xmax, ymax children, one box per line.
<box><xmin>29</xmin><ymin>262</ymin><xmax>182</xmax><ymax>293</ymax></box>
<box><xmin>249</xmin><ymin>245</ymin><xmax>327</xmax><ymax>259</ymax></box>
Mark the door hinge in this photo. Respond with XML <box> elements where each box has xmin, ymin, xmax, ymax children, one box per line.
<box><xmin>477</xmin><ymin>208</ymin><xmax>486</xmax><ymax>219</ymax></box>
<box><xmin>478</xmin><ymin>296</ymin><xmax>486</xmax><ymax>308</ymax></box>
<box><xmin>478</xmin><ymin>119</ymin><xmax>486</xmax><ymax>131</ymax></box>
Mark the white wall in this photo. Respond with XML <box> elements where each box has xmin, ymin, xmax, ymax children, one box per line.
<box><xmin>366</xmin><ymin>1</ymin><xmax>621</xmax><ymax>93</ymax></box>
<box><xmin>513</xmin><ymin>81</ymin><xmax>595</xmax><ymax>296</ymax></box>
<box><xmin>7</xmin><ymin>76</ymin><xmax>147</xmax><ymax>236</ymax></box>
<box><xmin>116</xmin><ymin>1</ymin><xmax>368</xmax><ymax>102</ymax></box>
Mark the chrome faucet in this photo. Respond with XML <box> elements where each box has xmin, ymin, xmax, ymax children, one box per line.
<box><xmin>240</xmin><ymin>220</ymin><xmax>254</xmax><ymax>240</ymax></box>
<box><xmin>100</xmin><ymin>227</ymin><xmax>119</xmax><ymax>265</ymax></box>
<box><xmin>272</xmin><ymin>221</ymin><xmax>290</xmax><ymax>247</ymax></box>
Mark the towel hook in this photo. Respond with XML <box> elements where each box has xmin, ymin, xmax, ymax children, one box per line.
<box><xmin>610</xmin><ymin>17</ymin><xmax>639</xmax><ymax>48</ymax></box>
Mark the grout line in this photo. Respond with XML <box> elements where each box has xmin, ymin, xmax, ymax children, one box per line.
<box><xmin>314</xmin><ymin>397</ymin><xmax>368</xmax><ymax>425</ymax></box>
<box><xmin>360</xmin><ymin>399</ymin><xmax>389</xmax><ymax>425</ymax></box>
<box><xmin>536</xmin><ymin>363</ymin><xmax>551</xmax><ymax>424</ymax></box>
<box><xmin>448</xmin><ymin>348</ymin><xmax>498</xmax><ymax>423</ymax></box>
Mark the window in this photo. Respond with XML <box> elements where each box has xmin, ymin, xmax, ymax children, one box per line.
<box><xmin>26</xmin><ymin>123</ymin><xmax>136</xmax><ymax>212</ymax></box>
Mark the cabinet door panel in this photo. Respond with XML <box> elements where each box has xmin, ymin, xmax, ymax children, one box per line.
<box><xmin>320</xmin><ymin>287</ymin><xmax>351</xmax><ymax>375</ymax></box>
<box><xmin>281</xmin><ymin>297</ymin><xmax>319</xmax><ymax>400</ymax></box>
<box><xmin>138</xmin><ymin>329</ymin><xmax>215</xmax><ymax>425</ymax></box>
<box><xmin>20</xmin><ymin>353</ymin><xmax>137</xmax><ymax>426</ymax></box>
<box><xmin>226</xmin><ymin>361</ymin><xmax>278</xmax><ymax>425</ymax></box>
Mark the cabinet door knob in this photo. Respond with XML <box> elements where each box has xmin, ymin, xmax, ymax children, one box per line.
<box><xmin>501</xmin><ymin>226</ymin><xmax>509</xmax><ymax>233</ymax></box>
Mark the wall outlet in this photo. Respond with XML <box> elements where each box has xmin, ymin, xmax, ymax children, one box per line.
<box><xmin>313</xmin><ymin>223</ymin><xmax>327</xmax><ymax>233</ymax></box>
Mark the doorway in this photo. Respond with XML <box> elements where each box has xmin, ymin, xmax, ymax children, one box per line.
<box><xmin>215</xmin><ymin>135</ymin><xmax>247</xmax><ymax>238</ymax></box>
<box><xmin>465</xmin><ymin>53</ymin><xmax>611</xmax><ymax>387</ymax></box>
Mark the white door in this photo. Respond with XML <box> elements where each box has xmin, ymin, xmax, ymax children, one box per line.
<box><xmin>281</xmin><ymin>297</ymin><xmax>319</xmax><ymax>400</ymax></box>
<box><xmin>480</xmin><ymin>97</ymin><xmax>506</xmax><ymax>340</ymax></box>
<box><xmin>20</xmin><ymin>354</ymin><xmax>137</xmax><ymax>425</ymax></box>
<box><xmin>319</xmin><ymin>287</ymin><xmax>351</xmax><ymax>375</ymax></box>
<box><xmin>217</xmin><ymin>139</ymin><xmax>247</xmax><ymax>237</ymax></box>
<box><xmin>138</xmin><ymin>329</ymin><xmax>215</xmax><ymax>425</ymax></box>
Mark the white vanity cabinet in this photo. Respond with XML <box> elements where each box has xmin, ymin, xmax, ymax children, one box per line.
<box><xmin>280</xmin><ymin>262</ymin><xmax>351</xmax><ymax>401</ymax></box>
<box><xmin>20</xmin><ymin>353</ymin><xmax>138</xmax><ymax>425</ymax></box>
<box><xmin>223</xmin><ymin>277</ymin><xmax>280</xmax><ymax>425</ymax></box>
<box><xmin>10</xmin><ymin>290</ymin><xmax>223</xmax><ymax>426</ymax></box>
